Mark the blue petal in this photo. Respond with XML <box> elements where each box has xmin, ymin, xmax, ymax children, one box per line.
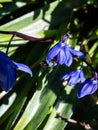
<box><xmin>0</xmin><ymin>61</ymin><xmax>15</xmax><ymax>91</ymax></box>
<box><xmin>46</xmin><ymin>42</ymin><xmax>62</xmax><ymax>62</ymax></box>
<box><xmin>69</xmin><ymin>48</ymin><xmax>86</xmax><ymax>60</ymax></box>
<box><xmin>68</xmin><ymin>70</ymin><xmax>81</xmax><ymax>86</ymax></box>
<box><xmin>78</xmin><ymin>78</ymin><xmax>97</xmax><ymax>98</ymax></box>
<box><xmin>63</xmin><ymin>45</ymin><xmax>73</xmax><ymax>66</ymax></box>
<box><xmin>13</xmin><ymin>62</ymin><xmax>33</xmax><ymax>77</ymax></box>
<box><xmin>79</xmin><ymin>70</ymin><xmax>86</xmax><ymax>82</ymax></box>
<box><xmin>57</xmin><ymin>48</ymin><xmax>66</xmax><ymax>65</ymax></box>
<box><xmin>0</xmin><ymin>51</ymin><xmax>17</xmax><ymax>68</ymax></box>
<box><xmin>61</xmin><ymin>69</ymin><xmax>85</xmax><ymax>86</ymax></box>
<box><xmin>61</xmin><ymin>70</ymin><xmax>80</xmax><ymax>86</ymax></box>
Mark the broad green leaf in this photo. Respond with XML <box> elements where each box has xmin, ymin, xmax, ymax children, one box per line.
<box><xmin>0</xmin><ymin>2</ymin><xmax>25</xmax><ymax>20</ymax></box>
<box><xmin>13</xmin><ymin>66</ymin><xmax>67</xmax><ymax>130</ymax></box>
<box><xmin>0</xmin><ymin>0</ymin><xmax>12</xmax><ymax>2</ymax></box>
<box><xmin>0</xmin><ymin>1</ymin><xmax>67</xmax><ymax>53</ymax></box>
<box><xmin>0</xmin><ymin>97</ymin><xmax>26</xmax><ymax>130</ymax></box>
<box><xmin>43</xmin><ymin>86</ymin><xmax>77</xmax><ymax>130</ymax></box>
<box><xmin>0</xmin><ymin>1</ymin><xmax>62</xmax><ymax>32</ymax></box>
<box><xmin>0</xmin><ymin>0</ymin><xmax>87</xmax><ymax>39</ymax></box>
<box><xmin>0</xmin><ymin>40</ymin><xmax>49</xmax><ymax>122</ymax></box>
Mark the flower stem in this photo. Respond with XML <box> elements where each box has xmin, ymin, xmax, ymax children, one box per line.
<box><xmin>57</xmin><ymin>113</ymin><xmax>94</xmax><ymax>130</ymax></box>
<box><xmin>0</xmin><ymin>30</ymin><xmax>52</xmax><ymax>54</ymax></box>
<box><xmin>83</xmin><ymin>59</ymin><xmax>96</xmax><ymax>73</ymax></box>
<box><xmin>6</xmin><ymin>34</ymin><xmax>15</xmax><ymax>54</ymax></box>
<box><xmin>0</xmin><ymin>30</ymin><xmax>52</xmax><ymax>42</ymax></box>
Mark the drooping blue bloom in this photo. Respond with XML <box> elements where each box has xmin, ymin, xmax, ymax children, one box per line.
<box><xmin>0</xmin><ymin>51</ymin><xmax>32</xmax><ymax>92</ymax></box>
<box><xmin>61</xmin><ymin>69</ymin><xmax>86</xmax><ymax>86</ymax></box>
<box><xmin>78</xmin><ymin>72</ymin><xmax>98</xmax><ymax>98</ymax></box>
<box><xmin>46</xmin><ymin>35</ymin><xmax>85</xmax><ymax>67</ymax></box>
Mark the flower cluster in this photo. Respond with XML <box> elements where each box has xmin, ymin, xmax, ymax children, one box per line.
<box><xmin>46</xmin><ymin>34</ymin><xmax>98</xmax><ymax>98</ymax></box>
<box><xmin>1</xmin><ymin>32</ymin><xmax>97</xmax><ymax>98</ymax></box>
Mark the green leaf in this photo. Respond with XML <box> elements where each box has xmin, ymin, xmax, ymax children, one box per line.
<box><xmin>13</xmin><ymin>66</ymin><xmax>63</xmax><ymax>130</ymax></box>
<box><xmin>0</xmin><ymin>0</ymin><xmax>12</xmax><ymax>2</ymax></box>
<box><xmin>42</xmin><ymin>86</ymin><xmax>77</xmax><ymax>130</ymax></box>
<box><xmin>0</xmin><ymin>97</ymin><xmax>26</xmax><ymax>130</ymax></box>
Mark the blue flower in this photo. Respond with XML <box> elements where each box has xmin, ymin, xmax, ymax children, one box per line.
<box><xmin>78</xmin><ymin>73</ymin><xmax>98</xmax><ymax>98</ymax></box>
<box><xmin>46</xmin><ymin>37</ymin><xmax>85</xmax><ymax>67</ymax></box>
<box><xmin>0</xmin><ymin>51</ymin><xmax>32</xmax><ymax>92</ymax></box>
<box><xmin>61</xmin><ymin>69</ymin><xmax>85</xmax><ymax>86</ymax></box>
